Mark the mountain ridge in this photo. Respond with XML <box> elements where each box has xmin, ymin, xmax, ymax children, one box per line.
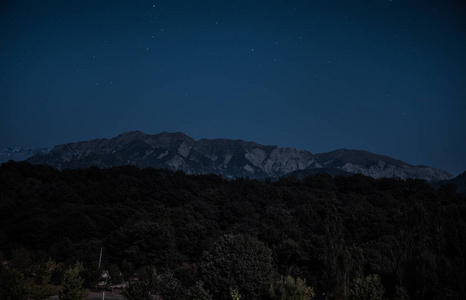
<box><xmin>25</xmin><ymin>131</ymin><xmax>453</xmax><ymax>181</ymax></box>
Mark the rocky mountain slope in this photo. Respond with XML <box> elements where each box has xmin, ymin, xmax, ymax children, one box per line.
<box><xmin>0</xmin><ymin>147</ymin><xmax>50</xmax><ymax>164</ymax></box>
<box><xmin>26</xmin><ymin>131</ymin><xmax>453</xmax><ymax>181</ymax></box>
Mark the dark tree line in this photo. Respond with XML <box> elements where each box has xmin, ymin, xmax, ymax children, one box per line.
<box><xmin>0</xmin><ymin>161</ymin><xmax>465</xmax><ymax>299</ymax></box>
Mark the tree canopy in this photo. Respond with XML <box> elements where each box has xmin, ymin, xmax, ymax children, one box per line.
<box><xmin>0</xmin><ymin>161</ymin><xmax>465</xmax><ymax>299</ymax></box>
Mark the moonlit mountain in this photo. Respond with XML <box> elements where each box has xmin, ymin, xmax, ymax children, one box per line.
<box><xmin>0</xmin><ymin>147</ymin><xmax>50</xmax><ymax>164</ymax></box>
<box><xmin>25</xmin><ymin>131</ymin><xmax>453</xmax><ymax>182</ymax></box>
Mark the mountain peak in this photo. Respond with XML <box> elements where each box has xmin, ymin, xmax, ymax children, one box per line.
<box><xmin>113</xmin><ymin>130</ymin><xmax>149</xmax><ymax>144</ymax></box>
<box><xmin>317</xmin><ymin>149</ymin><xmax>407</xmax><ymax>167</ymax></box>
<box><xmin>117</xmin><ymin>130</ymin><xmax>146</xmax><ymax>137</ymax></box>
<box><xmin>158</xmin><ymin>131</ymin><xmax>188</xmax><ymax>137</ymax></box>
<box><xmin>154</xmin><ymin>131</ymin><xmax>196</xmax><ymax>145</ymax></box>
<box><xmin>120</xmin><ymin>130</ymin><xmax>144</xmax><ymax>136</ymax></box>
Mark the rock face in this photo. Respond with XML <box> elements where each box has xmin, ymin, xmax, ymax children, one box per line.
<box><xmin>26</xmin><ymin>131</ymin><xmax>453</xmax><ymax>181</ymax></box>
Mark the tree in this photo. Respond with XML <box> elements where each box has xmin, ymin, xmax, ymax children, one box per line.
<box><xmin>122</xmin><ymin>281</ymin><xmax>152</xmax><ymax>300</ymax></box>
<box><xmin>135</xmin><ymin>265</ymin><xmax>158</xmax><ymax>290</ymax></box>
<box><xmin>190</xmin><ymin>281</ymin><xmax>212</xmax><ymax>300</ymax></box>
<box><xmin>107</xmin><ymin>264</ymin><xmax>123</xmax><ymax>285</ymax></box>
<box><xmin>10</xmin><ymin>248</ymin><xmax>32</xmax><ymax>275</ymax></box>
<box><xmin>321</xmin><ymin>214</ymin><xmax>345</xmax><ymax>296</ymax></box>
<box><xmin>350</xmin><ymin>274</ymin><xmax>385</xmax><ymax>300</ymax></box>
<box><xmin>393</xmin><ymin>286</ymin><xmax>411</xmax><ymax>300</ymax></box>
<box><xmin>274</xmin><ymin>239</ymin><xmax>306</xmax><ymax>276</ymax></box>
<box><xmin>268</xmin><ymin>275</ymin><xmax>315</xmax><ymax>300</ymax></box>
<box><xmin>156</xmin><ymin>271</ymin><xmax>185</xmax><ymax>300</ymax></box>
<box><xmin>59</xmin><ymin>262</ymin><xmax>89</xmax><ymax>300</ymax></box>
<box><xmin>121</xmin><ymin>259</ymin><xmax>135</xmax><ymax>282</ymax></box>
<box><xmin>200</xmin><ymin>234</ymin><xmax>274</xmax><ymax>299</ymax></box>
<box><xmin>0</xmin><ymin>268</ymin><xmax>29</xmax><ymax>300</ymax></box>
<box><xmin>29</xmin><ymin>258</ymin><xmax>60</xmax><ymax>300</ymax></box>
<box><xmin>122</xmin><ymin>220</ymin><xmax>180</xmax><ymax>271</ymax></box>
<box><xmin>229</xmin><ymin>287</ymin><xmax>242</xmax><ymax>300</ymax></box>
<box><xmin>341</xmin><ymin>245</ymin><xmax>365</xmax><ymax>299</ymax></box>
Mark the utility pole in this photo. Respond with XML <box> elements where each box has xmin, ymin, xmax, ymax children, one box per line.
<box><xmin>99</xmin><ymin>247</ymin><xmax>103</xmax><ymax>268</ymax></box>
<box><xmin>99</xmin><ymin>247</ymin><xmax>104</xmax><ymax>300</ymax></box>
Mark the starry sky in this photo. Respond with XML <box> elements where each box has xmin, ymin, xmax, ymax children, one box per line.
<box><xmin>1</xmin><ymin>0</ymin><xmax>465</xmax><ymax>175</ymax></box>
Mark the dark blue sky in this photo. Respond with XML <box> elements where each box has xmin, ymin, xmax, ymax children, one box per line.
<box><xmin>1</xmin><ymin>0</ymin><xmax>465</xmax><ymax>175</ymax></box>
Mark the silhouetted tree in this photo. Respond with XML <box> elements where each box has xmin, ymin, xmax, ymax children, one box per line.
<box><xmin>0</xmin><ymin>268</ymin><xmax>29</xmax><ymax>300</ymax></box>
<box><xmin>200</xmin><ymin>234</ymin><xmax>274</xmax><ymax>299</ymax></box>
<box><xmin>59</xmin><ymin>262</ymin><xmax>88</xmax><ymax>300</ymax></box>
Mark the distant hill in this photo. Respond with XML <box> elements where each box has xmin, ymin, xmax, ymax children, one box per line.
<box><xmin>433</xmin><ymin>171</ymin><xmax>466</xmax><ymax>195</ymax></box>
<box><xmin>0</xmin><ymin>147</ymin><xmax>50</xmax><ymax>164</ymax></box>
<box><xmin>26</xmin><ymin>131</ymin><xmax>452</xmax><ymax>181</ymax></box>
<box><xmin>313</xmin><ymin>149</ymin><xmax>452</xmax><ymax>181</ymax></box>
<box><xmin>453</xmin><ymin>172</ymin><xmax>466</xmax><ymax>195</ymax></box>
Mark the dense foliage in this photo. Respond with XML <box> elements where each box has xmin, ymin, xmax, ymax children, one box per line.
<box><xmin>0</xmin><ymin>161</ymin><xmax>465</xmax><ymax>299</ymax></box>
<box><xmin>59</xmin><ymin>262</ymin><xmax>88</xmax><ymax>300</ymax></box>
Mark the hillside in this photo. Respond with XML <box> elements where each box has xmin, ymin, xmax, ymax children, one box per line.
<box><xmin>0</xmin><ymin>161</ymin><xmax>465</xmax><ymax>299</ymax></box>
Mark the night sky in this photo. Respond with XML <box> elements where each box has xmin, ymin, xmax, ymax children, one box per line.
<box><xmin>1</xmin><ymin>0</ymin><xmax>465</xmax><ymax>175</ymax></box>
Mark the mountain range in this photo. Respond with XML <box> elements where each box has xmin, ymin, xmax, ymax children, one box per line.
<box><xmin>0</xmin><ymin>147</ymin><xmax>50</xmax><ymax>164</ymax></box>
<box><xmin>24</xmin><ymin>130</ymin><xmax>453</xmax><ymax>182</ymax></box>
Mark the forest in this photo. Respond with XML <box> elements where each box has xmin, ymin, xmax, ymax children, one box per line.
<box><xmin>0</xmin><ymin>161</ymin><xmax>465</xmax><ymax>300</ymax></box>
